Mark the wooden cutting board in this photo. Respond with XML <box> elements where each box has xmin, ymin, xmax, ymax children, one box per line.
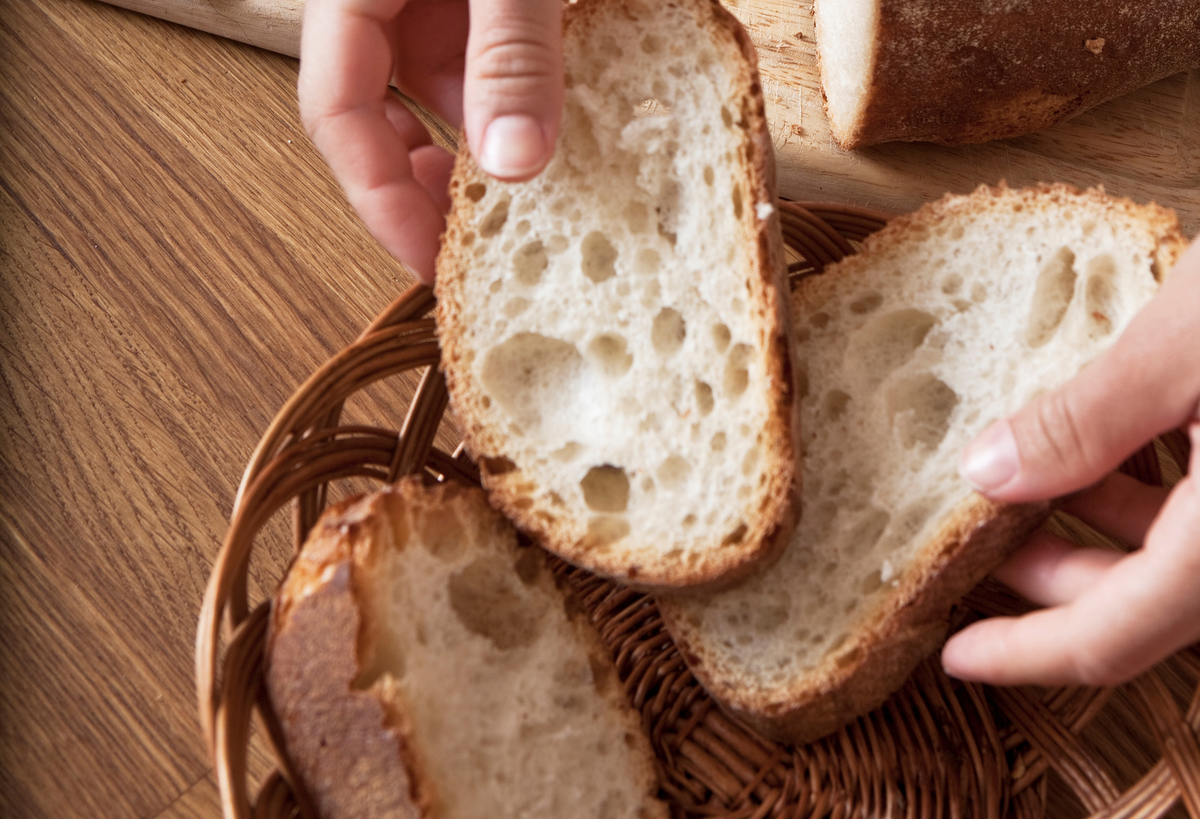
<box><xmin>103</xmin><ymin>0</ymin><xmax>1199</xmax><ymax>235</ymax></box>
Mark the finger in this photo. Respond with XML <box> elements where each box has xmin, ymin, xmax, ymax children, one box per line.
<box><xmin>944</xmin><ymin>469</ymin><xmax>1200</xmax><ymax>686</ymax></box>
<box><xmin>389</xmin><ymin>0</ymin><xmax>469</xmax><ymax>126</ymax></box>
<box><xmin>463</xmin><ymin>0</ymin><xmax>563</xmax><ymax>180</ymax></box>
<box><xmin>958</xmin><ymin>235</ymin><xmax>1200</xmax><ymax>504</ymax></box>
<box><xmin>383</xmin><ymin>95</ymin><xmax>455</xmax><ymax>213</ymax></box>
<box><xmin>299</xmin><ymin>0</ymin><xmax>446</xmax><ymax>282</ymax></box>
<box><xmin>992</xmin><ymin>531</ymin><xmax>1122</xmax><ymax>607</ymax></box>
<box><xmin>1060</xmin><ymin>471</ymin><xmax>1170</xmax><ymax>548</ymax></box>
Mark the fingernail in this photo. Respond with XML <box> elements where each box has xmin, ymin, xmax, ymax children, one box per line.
<box><xmin>960</xmin><ymin>420</ymin><xmax>1020</xmax><ymax>492</ymax></box>
<box><xmin>479</xmin><ymin>115</ymin><xmax>547</xmax><ymax>179</ymax></box>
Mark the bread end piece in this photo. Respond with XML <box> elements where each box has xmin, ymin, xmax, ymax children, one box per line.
<box><xmin>436</xmin><ymin>0</ymin><xmax>798</xmax><ymax>589</ymax></box>
<box><xmin>267</xmin><ymin>479</ymin><xmax>669</xmax><ymax>818</ymax></box>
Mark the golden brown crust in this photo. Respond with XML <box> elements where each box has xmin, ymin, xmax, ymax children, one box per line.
<box><xmin>435</xmin><ymin>0</ymin><xmax>798</xmax><ymax>589</ymax></box>
<box><xmin>818</xmin><ymin>0</ymin><xmax>1200</xmax><ymax>148</ymax></box>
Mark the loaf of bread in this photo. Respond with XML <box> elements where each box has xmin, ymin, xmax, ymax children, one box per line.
<box><xmin>816</xmin><ymin>0</ymin><xmax>1200</xmax><ymax>148</ymax></box>
<box><xmin>435</xmin><ymin>0</ymin><xmax>797</xmax><ymax>590</ymax></box>
<box><xmin>659</xmin><ymin>185</ymin><xmax>1188</xmax><ymax>743</ymax></box>
<box><xmin>266</xmin><ymin>479</ymin><xmax>669</xmax><ymax>818</ymax></box>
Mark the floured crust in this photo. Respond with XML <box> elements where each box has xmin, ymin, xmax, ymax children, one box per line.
<box><xmin>435</xmin><ymin>0</ymin><xmax>797</xmax><ymax>589</ymax></box>
<box><xmin>659</xmin><ymin>184</ymin><xmax>1187</xmax><ymax>744</ymax></box>
<box><xmin>266</xmin><ymin>480</ymin><xmax>669</xmax><ymax>818</ymax></box>
<box><xmin>816</xmin><ymin>0</ymin><xmax>1200</xmax><ymax>148</ymax></box>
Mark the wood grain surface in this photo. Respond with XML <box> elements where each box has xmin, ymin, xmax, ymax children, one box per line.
<box><xmin>1</xmin><ymin>1</ymin><xmax>421</xmax><ymax>816</ymax></box>
<box><xmin>1</xmin><ymin>1</ymin><xmax>1196</xmax><ymax>818</ymax></box>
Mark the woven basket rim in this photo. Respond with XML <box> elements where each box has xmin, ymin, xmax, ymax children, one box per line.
<box><xmin>196</xmin><ymin>200</ymin><xmax>1200</xmax><ymax>819</ymax></box>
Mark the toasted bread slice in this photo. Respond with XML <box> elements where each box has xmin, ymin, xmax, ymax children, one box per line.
<box><xmin>659</xmin><ymin>185</ymin><xmax>1187</xmax><ymax>743</ymax></box>
<box><xmin>267</xmin><ymin>479</ymin><xmax>669</xmax><ymax>818</ymax></box>
<box><xmin>435</xmin><ymin>0</ymin><xmax>797</xmax><ymax>590</ymax></box>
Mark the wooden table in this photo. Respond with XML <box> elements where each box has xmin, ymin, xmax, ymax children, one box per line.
<box><xmin>1</xmin><ymin>1</ymin><xmax>1195</xmax><ymax>817</ymax></box>
<box><xmin>1</xmin><ymin>1</ymin><xmax>418</xmax><ymax>816</ymax></box>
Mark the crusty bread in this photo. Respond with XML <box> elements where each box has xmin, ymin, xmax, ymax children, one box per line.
<box><xmin>659</xmin><ymin>185</ymin><xmax>1188</xmax><ymax>744</ymax></box>
<box><xmin>266</xmin><ymin>479</ymin><xmax>669</xmax><ymax>819</ymax></box>
<box><xmin>816</xmin><ymin>0</ymin><xmax>1200</xmax><ymax>148</ymax></box>
<box><xmin>435</xmin><ymin>0</ymin><xmax>797</xmax><ymax>590</ymax></box>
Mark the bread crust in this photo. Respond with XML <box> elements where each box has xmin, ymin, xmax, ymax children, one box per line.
<box><xmin>267</xmin><ymin>480</ymin><xmax>668</xmax><ymax>818</ymax></box>
<box><xmin>435</xmin><ymin>0</ymin><xmax>798</xmax><ymax>590</ymax></box>
<box><xmin>817</xmin><ymin>0</ymin><xmax>1200</xmax><ymax>148</ymax></box>
<box><xmin>659</xmin><ymin>183</ymin><xmax>1188</xmax><ymax>744</ymax></box>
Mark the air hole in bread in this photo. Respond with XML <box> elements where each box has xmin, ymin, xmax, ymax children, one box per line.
<box><xmin>513</xmin><ymin>241</ymin><xmax>549</xmax><ymax>286</ymax></box>
<box><xmin>417</xmin><ymin>507</ymin><xmax>468</xmax><ymax>562</ymax></box>
<box><xmin>623</xmin><ymin>202</ymin><xmax>651</xmax><ymax>234</ymax></box>
<box><xmin>479</xmin><ymin>196</ymin><xmax>510</xmax><ymax>238</ymax></box>
<box><xmin>481</xmin><ymin>333</ymin><xmax>584</xmax><ymax>431</ymax></box>
<box><xmin>656</xmin><ymin>455</ymin><xmax>691</xmax><ymax>491</ymax></box>
<box><xmin>811</xmin><ymin>312</ymin><xmax>830</xmax><ymax>330</ymax></box>
<box><xmin>464</xmin><ymin>183</ymin><xmax>486</xmax><ymax>202</ymax></box>
<box><xmin>552</xmin><ymin>442</ymin><xmax>583</xmax><ymax>462</ymax></box>
<box><xmin>711</xmin><ymin>432</ymin><xmax>726</xmax><ymax>451</ymax></box>
<box><xmin>694</xmin><ymin>380</ymin><xmax>714</xmax><ymax>415</ymax></box>
<box><xmin>547</xmin><ymin>234</ymin><xmax>569</xmax><ymax>254</ymax></box>
<box><xmin>581</xmin><ymin>465</ymin><xmax>630</xmax><ymax>512</ymax></box>
<box><xmin>682</xmin><ymin>513</ymin><xmax>697</xmax><ymax>527</ymax></box>
<box><xmin>723</xmin><ymin>344</ymin><xmax>751</xmax><ymax>397</ymax></box>
<box><xmin>587</xmin><ymin>516</ymin><xmax>630</xmax><ymax>547</ymax></box>
<box><xmin>887</xmin><ymin>373</ymin><xmax>959</xmax><ymax>450</ymax></box>
<box><xmin>503</xmin><ymin>298</ymin><xmax>530</xmax><ymax>318</ymax></box>
<box><xmin>731</xmin><ymin>185</ymin><xmax>743</xmax><ymax>219</ymax></box>
<box><xmin>587</xmin><ymin>334</ymin><xmax>634</xmax><ymax>377</ymax></box>
<box><xmin>822</xmin><ymin>390</ymin><xmax>851</xmax><ymax>420</ymax></box>
<box><xmin>639</xmin><ymin>33</ymin><xmax>662</xmax><ymax>54</ymax></box>
<box><xmin>703</xmin><ymin>166</ymin><xmax>714</xmax><ymax>186</ymax></box>
<box><xmin>448</xmin><ymin>555</ymin><xmax>545</xmax><ymax>649</ymax></box>
<box><xmin>721</xmin><ymin>522</ymin><xmax>748</xmax><ymax>546</ymax></box>
<box><xmin>1085</xmin><ymin>254</ymin><xmax>1117</xmax><ymax>338</ymax></box>
<box><xmin>581</xmin><ymin>232</ymin><xmax>618</xmax><ymax>283</ymax></box>
<box><xmin>514</xmin><ymin>219</ymin><xmax>530</xmax><ymax>236</ymax></box>
<box><xmin>845</xmin><ymin>310</ymin><xmax>936</xmax><ymax>390</ymax></box>
<box><xmin>651</xmin><ymin>308</ymin><xmax>686</xmax><ymax>355</ymax></box>
<box><xmin>860</xmin><ymin>569</ymin><xmax>884</xmax><ymax>594</ymax></box>
<box><xmin>633</xmin><ymin>248</ymin><xmax>661</xmax><ymax>276</ymax></box>
<box><xmin>514</xmin><ymin>547</ymin><xmax>542</xmax><ymax>585</ymax></box>
<box><xmin>712</xmin><ymin>323</ymin><xmax>731</xmax><ymax>353</ymax></box>
<box><xmin>462</xmin><ymin>231</ymin><xmax>476</xmax><ymax>247</ymax></box>
<box><xmin>721</xmin><ymin>105</ymin><xmax>733</xmax><ymax>128</ymax></box>
<box><xmin>940</xmin><ymin>273</ymin><xmax>962</xmax><ymax>295</ymax></box>
<box><xmin>741</xmin><ymin>446</ymin><xmax>760</xmax><ymax>476</ymax></box>
<box><xmin>849</xmin><ymin>293</ymin><xmax>883</xmax><ymax>314</ymax></box>
<box><xmin>971</xmin><ymin>283</ymin><xmax>988</xmax><ymax>303</ymax></box>
<box><xmin>481</xmin><ymin>456</ymin><xmax>517</xmax><ymax>475</ymax></box>
<box><xmin>1025</xmin><ymin>246</ymin><xmax>1078</xmax><ymax>347</ymax></box>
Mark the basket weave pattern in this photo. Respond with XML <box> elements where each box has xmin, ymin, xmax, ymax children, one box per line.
<box><xmin>197</xmin><ymin>202</ymin><xmax>1200</xmax><ymax>819</ymax></box>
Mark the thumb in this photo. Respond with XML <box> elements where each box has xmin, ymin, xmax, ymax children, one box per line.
<box><xmin>464</xmin><ymin>0</ymin><xmax>563</xmax><ymax>181</ymax></box>
<box><xmin>958</xmin><ymin>236</ymin><xmax>1200</xmax><ymax>504</ymax></box>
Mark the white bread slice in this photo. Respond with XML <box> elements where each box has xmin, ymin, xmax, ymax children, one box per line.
<box><xmin>266</xmin><ymin>479</ymin><xmax>669</xmax><ymax>819</ymax></box>
<box><xmin>815</xmin><ymin>0</ymin><xmax>1200</xmax><ymax>148</ymax></box>
<box><xmin>659</xmin><ymin>185</ymin><xmax>1188</xmax><ymax>744</ymax></box>
<box><xmin>435</xmin><ymin>0</ymin><xmax>797</xmax><ymax>590</ymax></box>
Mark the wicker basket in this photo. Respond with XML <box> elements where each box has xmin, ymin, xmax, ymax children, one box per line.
<box><xmin>196</xmin><ymin>202</ymin><xmax>1200</xmax><ymax>819</ymax></box>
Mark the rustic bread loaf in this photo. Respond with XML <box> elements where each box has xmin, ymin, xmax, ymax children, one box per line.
<box><xmin>435</xmin><ymin>0</ymin><xmax>797</xmax><ymax>590</ymax></box>
<box><xmin>659</xmin><ymin>185</ymin><xmax>1188</xmax><ymax>744</ymax></box>
<box><xmin>266</xmin><ymin>479</ymin><xmax>669</xmax><ymax>819</ymax></box>
<box><xmin>816</xmin><ymin>0</ymin><xmax>1200</xmax><ymax>148</ymax></box>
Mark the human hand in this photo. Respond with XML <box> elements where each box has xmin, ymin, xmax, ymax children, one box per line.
<box><xmin>298</xmin><ymin>0</ymin><xmax>564</xmax><ymax>284</ymax></box>
<box><xmin>942</xmin><ymin>235</ymin><xmax>1200</xmax><ymax>687</ymax></box>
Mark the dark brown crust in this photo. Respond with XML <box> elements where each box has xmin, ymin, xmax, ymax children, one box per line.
<box><xmin>435</xmin><ymin>0</ymin><xmax>798</xmax><ymax>590</ymax></box>
<box><xmin>660</xmin><ymin>184</ymin><xmax>1188</xmax><ymax>744</ymax></box>
<box><xmin>816</xmin><ymin>0</ymin><xmax>1200</xmax><ymax>148</ymax></box>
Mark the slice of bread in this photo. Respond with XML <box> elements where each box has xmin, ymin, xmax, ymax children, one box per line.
<box><xmin>266</xmin><ymin>479</ymin><xmax>669</xmax><ymax>819</ymax></box>
<box><xmin>435</xmin><ymin>0</ymin><xmax>797</xmax><ymax>589</ymax></box>
<box><xmin>659</xmin><ymin>185</ymin><xmax>1188</xmax><ymax>744</ymax></box>
<box><xmin>816</xmin><ymin>0</ymin><xmax>1200</xmax><ymax>148</ymax></box>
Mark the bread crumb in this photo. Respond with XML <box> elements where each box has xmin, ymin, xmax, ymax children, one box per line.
<box><xmin>1085</xmin><ymin>38</ymin><xmax>1105</xmax><ymax>55</ymax></box>
<box><xmin>880</xmin><ymin>558</ymin><xmax>895</xmax><ymax>583</ymax></box>
<box><xmin>756</xmin><ymin>203</ymin><xmax>775</xmax><ymax>221</ymax></box>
